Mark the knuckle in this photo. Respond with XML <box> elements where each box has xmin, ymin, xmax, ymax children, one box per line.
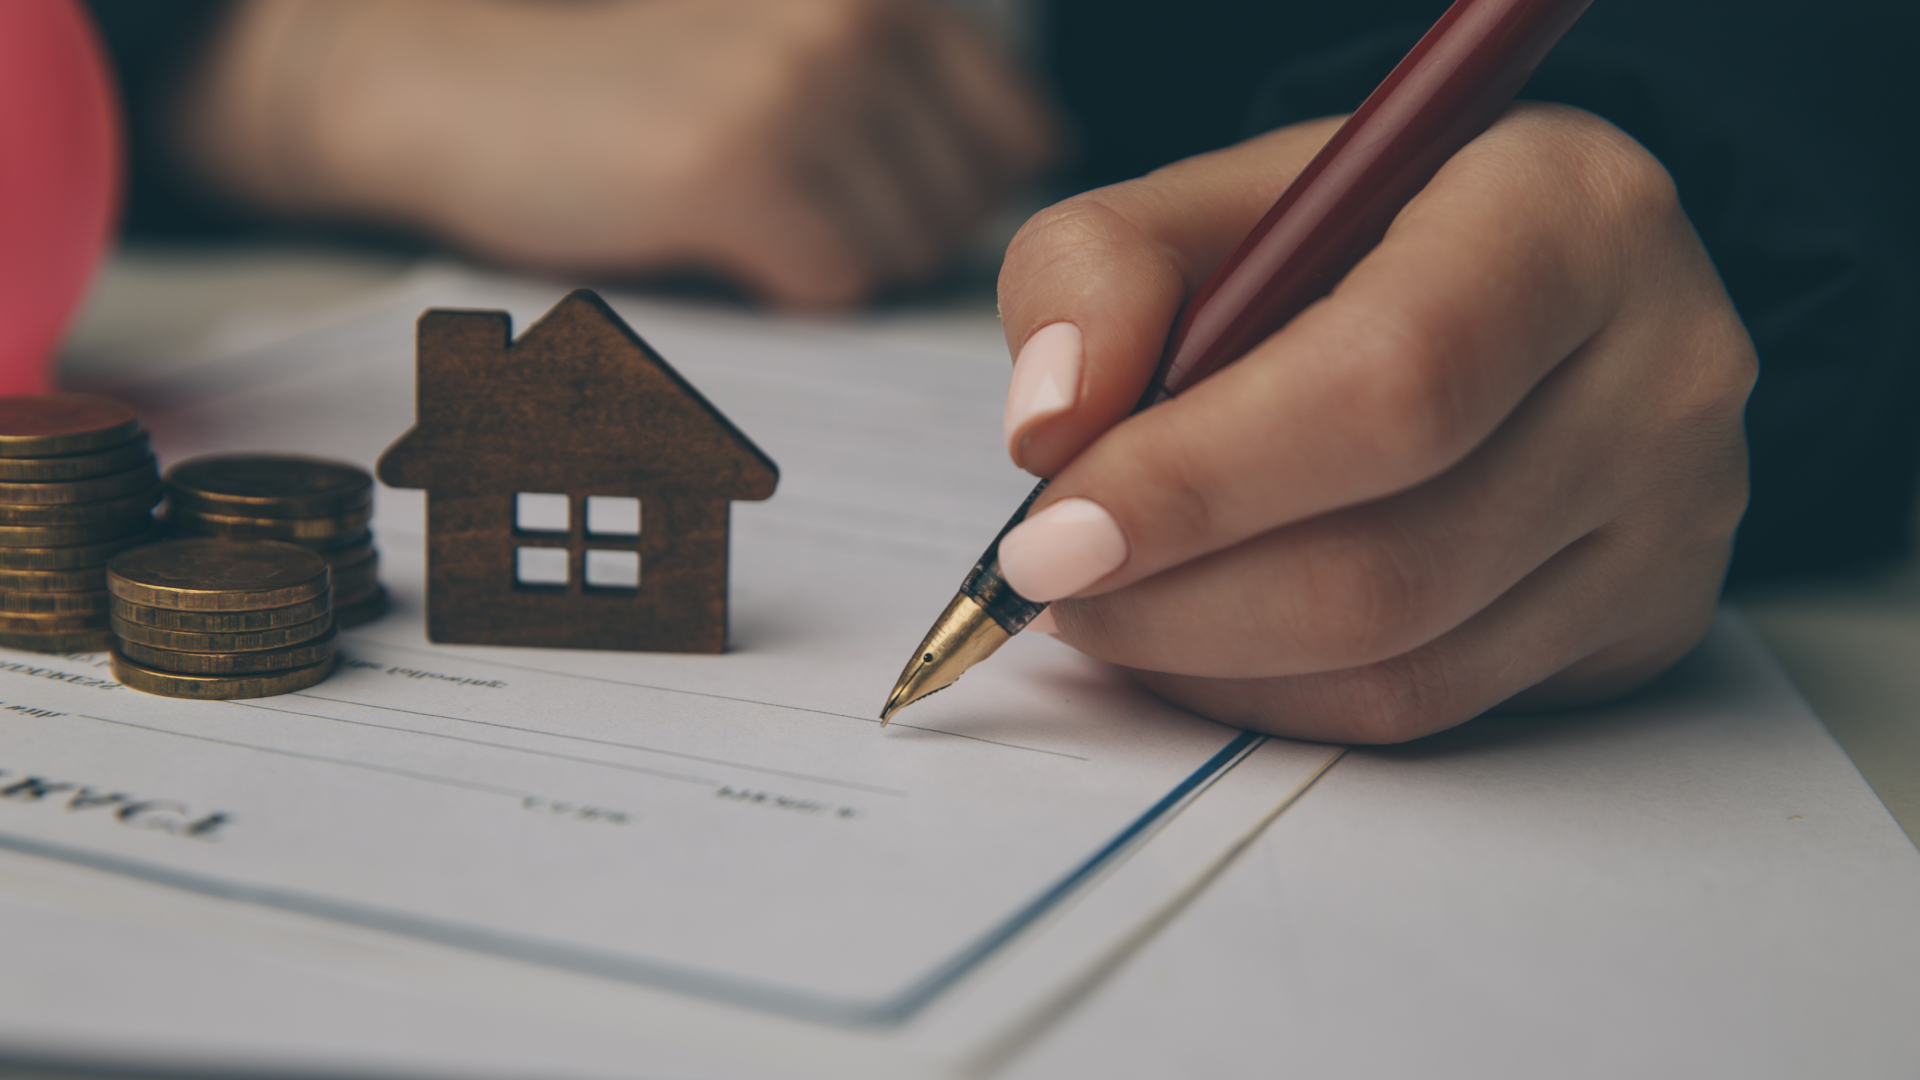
<box><xmin>1670</xmin><ymin>327</ymin><xmax>1758</xmax><ymax>431</ymax></box>
<box><xmin>999</xmin><ymin>190</ymin><xmax>1178</xmax><ymax>329</ymax></box>
<box><xmin>1545</xmin><ymin>107</ymin><xmax>1680</xmax><ymax>227</ymax></box>
<box><xmin>1316</xmin><ymin>649</ymin><xmax>1464</xmax><ymax>744</ymax></box>
<box><xmin>1648</xmin><ymin>328</ymin><xmax>1757</xmax><ymax>545</ymax></box>
<box><xmin>1292</xmin><ymin>522</ymin><xmax>1433</xmax><ymax>666</ymax></box>
<box><xmin>1342</xmin><ymin>318</ymin><xmax>1475</xmax><ymax>483</ymax></box>
<box><xmin>1002</xmin><ymin>195</ymin><xmax>1140</xmax><ymax>280</ymax></box>
<box><xmin>1501</xmin><ymin>105</ymin><xmax>1683</xmax><ymax>247</ymax></box>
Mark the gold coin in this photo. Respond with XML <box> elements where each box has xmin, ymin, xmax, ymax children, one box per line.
<box><xmin>323</xmin><ymin>538</ymin><xmax>376</xmax><ymax>568</ymax></box>
<box><xmin>302</xmin><ymin>526</ymin><xmax>374</xmax><ymax>553</ymax></box>
<box><xmin>0</xmin><ymin>439</ymin><xmax>151</xmax><ymax>482</ymax></box>
<box><xmin>111</xmin><ymin>650</ymin><xmax>336</xmax><ymax>700</ymax></box>
<box><xmin>0</xmin><ymin>516</ymin><xmax>157</xmax><ymax>548</ymax></box>
<box><xmin>0</xmin><ymin>461</ymin><xmax>160</xmax><ymax>505</ymax></box>
<box><xmin>335</xmin><ymin>584</ymin><xmax>389</xmax><ymax>629</ymax></box>
<box><xmin>169</xmin><ymin>507</ymin><xmax>371</xmax><ymax>542</ymax></box>
<box><xmin>115</xmin><ymin>627</ymin><xmax>337</xmax><ymax>675</ymax></box>
<box><xmin>0</xmin><ymin>565</ymin><xmax>106</xmax><ymax>592</ymax></box>
<box><xmin>0</xmin><ymin>486</ymin><xmax>162</xmax><ymax>526</ymax></box>
<box><xmin>111</xmin><ymin>612</ymin><xmax>332</xmax><ymax>652</ymax></box>
<box><xmin>111</xmin><ymin>591</ymin><xmax>330</xmax><ymax>632</ymax></box>
<box><xmin>0</xmin><ymin>589</ymin><xmax>108</xmax><ymax>615</ymax></box>
<box><xmin>331</xmin><ymin>553</ymin><xmax>379</xmax><ymax>591</ymax></box>
<box><xmin>0</xmin><ymin>610</ymin><xmax>108</xmax><ymax>633</ymax></box>
<box><xmin>0</xmin><ymin>394</ymin><xmax>141</xmax><ymax>458</ymax></box>
<box><xmin>0</xmin><ymin>524</ymin><xmax>160</xmax><ymax>570</ymax></box>
<box><xmin>0</xmin><ymin>628</ymin><xmax>112</xmax><ymax>653</ymax></box>
<box><xmin>165</xmin><ymin>455</ymin><xmax>373</xmax><ymax>519</ymax></box>
<box><xmin>218</xmin><ymin>526</ymin><xmax>373</xmax><ymax>555</ymax></box>
<box><xmin>106</xmin><ymin>539</ymin><xmax>328</xmax><ymax>611</ymax></box>
<box><xmin>332</xmin><ymin>574</ymin><xmax>379</xmax><ymax>605</ymax></box>
<box><xmin>334</xmin><ymin>585</ymin><xmax>380</xmax><ymax>609</ymax></box>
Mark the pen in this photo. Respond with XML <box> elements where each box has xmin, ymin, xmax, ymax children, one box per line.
<box><xmin>881</xmin><ymin>0</ymin><xmax>1596</xmax><ymax>723</ymax></box>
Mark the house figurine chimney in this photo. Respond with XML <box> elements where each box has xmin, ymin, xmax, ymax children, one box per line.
<box><xmin>378</xmin><ymin>290</ymin><xmax>777</xmax><ymax>653</ymax></box>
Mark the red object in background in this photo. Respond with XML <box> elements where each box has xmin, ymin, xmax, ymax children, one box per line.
<box><xmin>0</xmin><ymin>0</ymin><xmax>121</xmax><ymax>395</ymax></box>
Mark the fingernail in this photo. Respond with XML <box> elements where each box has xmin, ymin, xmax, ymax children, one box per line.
<box><xmin>1005</xmin><ymin>322</ymin><xmax>1083</xmax><ymax>463</ymax></box>
<box><xmin>1026</xmin><ymin>608</ymin><xmax>1060</xmax><ymax>635</ymax></box>
<box><xmin>999</xmin><ymin>497</ymin><xmax>1128</xmax><ymax>602</ymax></box>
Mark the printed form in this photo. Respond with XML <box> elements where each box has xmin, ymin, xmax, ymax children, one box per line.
<box><xmin>0</xmin><ymin>275</ymin><xmax>1342</xmax><ymax>1077</ymax></box>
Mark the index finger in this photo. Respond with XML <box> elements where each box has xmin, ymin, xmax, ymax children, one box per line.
<box><xmin>996</xmin><ymin>105</ymin><xmax>1652</xmax><ymax>602</ymax></box>
<box><xmin>997</xmin><ymin>118</ymin><xmax>1343</xmax><ymax>477</ymax></box>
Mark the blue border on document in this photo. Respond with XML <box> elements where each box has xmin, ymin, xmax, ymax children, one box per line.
<box><xmin>0</xmin><ymin>730</ymin><xmax>1264</xmax><ymax>1028</ymax></box>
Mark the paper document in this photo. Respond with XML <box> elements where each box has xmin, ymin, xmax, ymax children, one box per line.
<box><xmin>1</xmin><ymin>273</ymin><xmax>1340</xmax><ymax>1076</ymax></box>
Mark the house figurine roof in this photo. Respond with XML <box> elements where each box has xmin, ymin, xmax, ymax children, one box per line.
<box><xmin>378</xmin><ymin>289</ymin><xmax>777</xmax><ymax>499</ymax></box>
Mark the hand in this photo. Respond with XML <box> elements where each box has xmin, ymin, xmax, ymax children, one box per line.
<box><xmin>992</xmin><ymin>105</ymin><xmax>1755</xmax><ymax>743</ymax></box>
<box><xmin>178</xmin><ymin>0</ymin><xmax>1058</xmax><ymax>306</ymax></box>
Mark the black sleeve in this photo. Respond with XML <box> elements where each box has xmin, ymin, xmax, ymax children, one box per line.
<box><xmin>1047</xmin><ymin>0</ymin><xmax>1920</xmax><ymax>585</ymax></box>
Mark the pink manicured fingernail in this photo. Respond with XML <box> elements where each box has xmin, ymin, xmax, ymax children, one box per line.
<box><xmin>1004</xmin><ymin>322</ymin><xmax>1083</xmax><ymax>461</ymax></box>
<box><xmin>1026</xmin><ymin>608</ymin><xmax>1061</xmax><ymax>635</ymax></box>
<box><xmin>999</xmin><ymin>497</ymin><xmax>1128</xmax><ymax>602</ymax></box>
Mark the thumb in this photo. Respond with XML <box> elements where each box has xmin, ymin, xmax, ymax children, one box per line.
<box><xmin>996</xmin><ymin>118</ymin><xmax>1341</xmax><ymax>476</ymax></box>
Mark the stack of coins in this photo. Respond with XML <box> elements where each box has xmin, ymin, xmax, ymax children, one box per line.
<box><xmin>107</xmin><ymin>539</ymin><xmax>336</xmax><ymax>699</ymax></box>
<box><xmin>0</xmin><ymin>394</ymin><xmax>162</xmax><ymax>653</ymax></box>
<box><xmin>164</xmin><ymin>455</ymin><xmax>386</xmax><ymax>628</ymax></box>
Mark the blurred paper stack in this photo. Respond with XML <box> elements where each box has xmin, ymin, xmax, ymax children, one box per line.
<box><xmin>108</xmin><ymin>538</ymin><xmax>337</xmax><ymax>699</ymax></box>
<box><xmin>0</xmin><ymin>394</ymin><xmax>162</xmax><ymax>652</ymax></box>
<box><xmin>165</xmin><ymin>455</ymin><xmax>387</xmax><ymax>627</ymax></box>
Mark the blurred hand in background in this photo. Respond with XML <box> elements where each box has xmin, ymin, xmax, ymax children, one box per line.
<box><xmin>174</xmin><ymin>0</ymin><xmax>1060</xmax><ymax>306</ymax></box>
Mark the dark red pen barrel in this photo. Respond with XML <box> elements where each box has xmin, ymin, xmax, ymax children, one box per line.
<box><xmin>1149</xmin><ymin>0</ymin><xmax>1596</xmax><ymax>403</ymax></box>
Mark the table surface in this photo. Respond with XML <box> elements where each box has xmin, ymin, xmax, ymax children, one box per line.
<box><xmin>12</xmin><ymin>243</ymin><xmax>1914</xmax><ymax>1080</ymax></box>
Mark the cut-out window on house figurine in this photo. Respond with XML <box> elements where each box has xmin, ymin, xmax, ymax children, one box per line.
<box><xmin>516</xmin><ymin>546</ymin><xmax>569</xmax><ymax>587</ymax></box>
<box><xmin>377</xmin><ymin>289</ymin><xmax>778</xmax><ymax>653</ymax></box>
<box><xmin>586</xmin><ymin>495</ymin><xmax>640</xmax><ymax>536</ymax></box>
<box><xmin>515</xmin><ymin>492</ymin><xmax>569</xmax><ymax>533</ymax></box>
<box><xmin>585</xmin><ymin>549</ymin><xmax>640</xmax><ymax>589</ymax></box>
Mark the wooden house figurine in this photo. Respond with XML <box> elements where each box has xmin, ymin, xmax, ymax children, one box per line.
<box><xmin>377</xmin><ymin>289</ymin><xmax>777</xmax><ymax>653</ymax></box>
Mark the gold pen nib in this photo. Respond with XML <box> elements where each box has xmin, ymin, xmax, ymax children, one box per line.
<box><xmin>880</xmin><ymin>593</ymin><xmax>1013</xmax><ymax>724</ymax></box>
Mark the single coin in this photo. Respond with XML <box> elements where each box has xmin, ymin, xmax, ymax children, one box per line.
<box><xmin>165</xmin><ymin>455</ymin><xmax>373</xmax><ymax>519</ymax></box>
<box><xmin>0</xmin><ymin>565</ymin><xmax>106</xmax><ymax>592</ymax></box>
<box><xmin>0</xmin><ymin>589</ymin><xmax>108</xmax><ymax>615</ymax></box>
<box><xmin>334</xmin><ymin>587</ymin><xmax>380</xmax><ymax>611</ymax></box>
<box><xmin>301</xmin><ymin>526</ymin><xmax>375</xmax><ymax>553</ymax></box>
<box><xmin>334</xmin><ymin>584</ymin><xmax>389</xmax><ymax>629</ymax></box>
<box><xmin>168</xmin><ymin>507</ymin><xmax>371</xmax><ymax>542</ymax></box>
<box><xmin>0</xmin><ymin>516</ymin><xmax>157</xmax><ymax>548</ymax></box>
<box><xmin>107</xmin><ymin>539</ymin><xmax>328</xmax><ymax>611</ymax></box>
<box><xmin>0</xmin><ymin>462</ymin><xmax>160</xmax><ymax>505</ymax></box>
<box><xmin>208</xmin><ymin>522</ymin><xmax>368</xmax><ymax>549</ymax></box>
<box><xmin>0</xmin><ymin>440</ymin><xmax>152</xmax><ymax>483</ymax></box>
<box><xmin>111</xmin><ymin>612</ymin><xmax>332</xmax><ymax>653</ymax></box>
<box><xmin>115</xmin><ymin>627</ymin><xmax>337</xmax><ymax>675</ymax></box>
<box><xmin>323</xmin><ymin>538</ymin><xmax>376</xmax><ymax>569</ymax></box>
<box><xmin>331</xmin><ymin>552</ymin><xmax>379</xmax><ymax>588</ymax></box>
<box><xmin>111</xmin><ymin>590</ymin><xmax>330</xmax><ymax>632</ymax></box>
<box><xmin>0</xmin><ymin>609</ymin><xmax>108</xmax><ymax>633</ymax></box>
<box><xmin>0</xmin><ymin>628</ymin><xmax>112</xmax><ymax>653</ymax></box>
<box><xmin>111</xmin><ymin>650</ymin><xmax>336</xmax><ymax>700</ymax></box>
<box><xmin>0</xmin><ymin>525</ymin><xmax>160</xmax><ymax>571</ymax></box>
<box><xmin>332</xmin><ymin>572</ymin><xmax>379</xmax><ymax>605</ymax></box>
<box><xmin>0</xmin><ymin>394</ymin><xmax>141</xmax><ymax>458</ymax></box>
<box><xmin>0</xmin><ymin>486</ymin><xmax>162</xmax><ymax>526</ymax></box>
